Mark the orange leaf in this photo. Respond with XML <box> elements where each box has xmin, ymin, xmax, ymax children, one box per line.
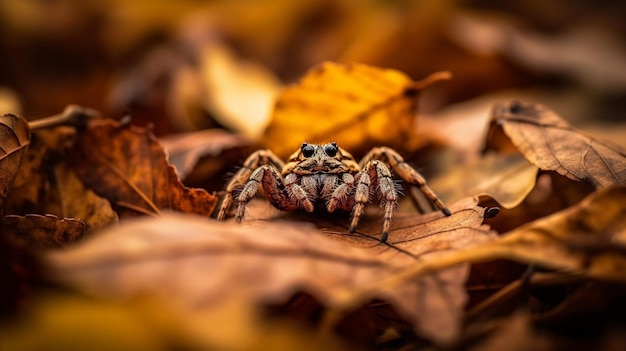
<box><xmin>72</xmin><ymin>120</ymin><xmax>218</xmax><ymax>218</ymax></box>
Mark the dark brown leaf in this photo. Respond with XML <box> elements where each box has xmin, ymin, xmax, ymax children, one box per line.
<box><xmin>486</xmin><ymin>101</ymin><xmax>626</xmax><ymax>188</ymax></box>
<box><xmin>3</xmin><ymin>214</ymin><xmax>85</xmax><ymax>249</ymax></box>
<box><xmin>72</xmin><ymin>120</ymin><xmax>218</xmax><ymax>218</ymax></box>
<box><xmin>0</xmin><ymin>114</ymin><xmax>30</xmax><ymax>207</ymax></box>
<box><xmin>160</xmin><ymin>129</ymin><xmax>249</xmax><ymax>181</ymax></box>
<box><xmin>4</xmin><ymin>127</ymin><xmax>118</xmax><ymax>233</ymax></box>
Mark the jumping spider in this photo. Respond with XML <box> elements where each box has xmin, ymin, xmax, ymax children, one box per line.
<box><xmin>217</xmin><ymin>142</ymin><xmax>451</xmax><ymax>242</ymax></box>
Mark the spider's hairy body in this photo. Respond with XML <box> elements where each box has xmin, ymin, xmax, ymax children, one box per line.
<box><xmin>217</xmin><ymin>142</ymin><xmax>450</xmax><ymax>242</ymax></box>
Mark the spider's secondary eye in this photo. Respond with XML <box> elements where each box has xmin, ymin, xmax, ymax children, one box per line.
<box><xmin>301</xmin><ymin>143</ymin><xmax>315</xmax><ymax>157</ymax></box>
<box><xmin>324</xmin><ymin>143</ymin><xmax>338</xmax><ymax>157</ymax></box>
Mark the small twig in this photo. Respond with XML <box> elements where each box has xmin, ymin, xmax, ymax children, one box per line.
<box><xmin>28</xmin><ymin>105</ymin><xmax>100</xmax><ymax>131</ymax></box>
<box><xmin>465</xmin><ymin>271</ymin><xmax>586</xmax><ymax>322</ymax></box>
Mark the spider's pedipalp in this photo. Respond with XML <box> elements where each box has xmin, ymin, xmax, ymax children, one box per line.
<box><xmin>235</xmin><ymin>165</ymin><xmax>311</xmax><ymax>222</ymax></box>
<box><xmin>327</xmin><ymin>173</ymin><xmax>355</xmax><ymax>212</ymax></box>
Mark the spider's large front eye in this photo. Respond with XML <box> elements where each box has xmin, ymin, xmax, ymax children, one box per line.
<box><xmin>324</xmin><ymin>142</ymin><xmax>338</xmax><ymax>157</ymax></box>
<box><xmin>301</xmin><ymin>143</ymin><xmax>315</xmax><ymax>157</ymax></box>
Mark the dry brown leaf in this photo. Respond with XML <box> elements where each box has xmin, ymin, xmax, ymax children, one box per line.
<box><xmin>42</xmin><ymin>164</ymin><xmax>119</xmax><ymax>233</ymax></box>
<box><xmin>3</xmin><ymin>214</ymin><xmax>85</xmax><ymax>249</ymax></box>
<box><xmin>3</xmin><ymin>127</ymin><xmax>118</xmax><ymax>233</ymax></box>
<box><xmin>0</xmin><ymin>113</ymin><xmax>30</xmax><ymax>207</ymax></box>
<box><xmin>429</xmin><ymin>153</ymin><xmax>538</xmax><ymax>208</ymax></box>
<box><xmin>486</xmin><ymin>101</ymin><xmax>626</xmax><ymax>188</ymax></box>
<box><xmin>469</xmin><ymin>311</ymin><xmax>553</xmax><ymax>351</ymax></box>
<box><xmin>160</xmin><ymin>129</ymin><xmax>249</xmax><ymax>181</ymax></box>
<box><xmin>72</xmin><ymin>119</ymin><xmax>218</xmax><ymax>218</ymax></box>
<box><xmin>46</xmin><ymin>197</ymin><xmax>493</xmax><ymax>344</ymax></box>
<box><xmin>3</xmin><ymin>132</ymin><xmax>46</xmax><ymax>213</ymax></box>
<box><xmin>261</xmin><ymin>62</ymin><xmax>450</xmax><ymax>159</ymax></box>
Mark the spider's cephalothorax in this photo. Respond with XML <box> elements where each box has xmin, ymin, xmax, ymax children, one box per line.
<box><xmin>216</xmin><ymin>142</ymin><xmax>451</xmax><ymax>242</ymax></box>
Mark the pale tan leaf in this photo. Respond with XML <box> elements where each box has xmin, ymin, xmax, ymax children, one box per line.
<box><xmin>199</xmin><ymin>43</ymin><xmax>281</xmax><ymax>139</ymax></box>
<box><xmin>429</xmin><ymin>153</ymin><xmax>538</xmax><ymax>208</ymax></box>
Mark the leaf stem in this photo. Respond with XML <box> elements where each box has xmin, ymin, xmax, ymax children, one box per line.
<box><xmin>29</xmin><ymin>105</ymin><xmax>100</xmax><ymax>131</ymax></box>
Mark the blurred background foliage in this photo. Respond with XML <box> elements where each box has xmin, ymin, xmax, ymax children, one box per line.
<box><xmin>1</xmin><ymin>0</ymin><xmax>625</xmax><ymax>138</ymax></box>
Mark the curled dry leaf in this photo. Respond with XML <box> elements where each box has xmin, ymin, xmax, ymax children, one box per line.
<box><xmin>486</xmin><ymin>100</ymin><xmax>626</xmax><ymax>188</ymax></box>
<box><xmin>72</xmin><ymin>120</ymin><xmax>218</xmax><ymax>218</ymax></box>
<box><xmin>46</xmin><ymin>197</ymin><xmax>493</xmax><ymax>344</ymax></box>
<box><xmin>3</xmin><ymin>214</ymin><xmax>85</xmax><ymax>249</ymax></box>
<box><xmin>261</xmin><ymin>61</ymin><xmax>451</xmax><ymax>158</ymax></box>
<box><xmin>160</xmin><ymin>128</ymin><xmax>249</xmax><ymax>180</ymax></box>
<box><xmin>0</xmin><ymin>113</ymin><xmax>30</xmax><ymax>207</ymax></box>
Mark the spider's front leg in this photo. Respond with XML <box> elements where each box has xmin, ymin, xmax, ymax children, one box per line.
<box><xmin>361</xmin><ymin>147</ymin><xmax>451</xmax><ymax>216</ymax></box>
<box><xmin>217</xmin><ymin>149</ymin><xmax>285</xmax><ymax>220</ymax></box>
<box><xmin>349</xmin><ymin>160</ymin><xmax>398</xmax><ymax>242</ymax></box>
<box><xmin>235</xmin><ymin>166</ymin><xmax>314</xmax><ymax>222</ymax></box>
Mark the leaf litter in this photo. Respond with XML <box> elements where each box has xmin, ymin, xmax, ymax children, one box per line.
<box><xmin>1</xmin><ymin>56</ymin><xmax>626</xmax><ymax>350</ymax></box>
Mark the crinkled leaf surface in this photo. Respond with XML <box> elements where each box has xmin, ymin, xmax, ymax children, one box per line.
<box><xmin>46</xmin><ymin>198</ymin><xmax>493</xmax><ymax>344</ymax></box>
<box><xmin>487</xmin><ymin>101</ymin><xmax>626</xmax><ymax>188</ymax></box>
<box><xmin>72</xmin><ymin>120</ymin><xmax>218</xmax><ymax>218</ymax></box>
<box><xmin>261</xmin><ymin>61</ymin><xmax>450</xmax><ymax>158</ymax></box>
<box><xmin>0</xmin><ymin>113</ymin><xmax>30</xmax><ymax>207</ymax></box>
<box><xmin>3</xmin><ymin>214</ymin><xmax>85</xmax><ymax>249</ymax></box>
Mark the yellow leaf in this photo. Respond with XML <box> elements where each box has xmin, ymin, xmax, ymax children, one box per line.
<box><xmin>261</xmin><ymin>62</ymin><xmax>450</xmax><ymax>158</ymax></box>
